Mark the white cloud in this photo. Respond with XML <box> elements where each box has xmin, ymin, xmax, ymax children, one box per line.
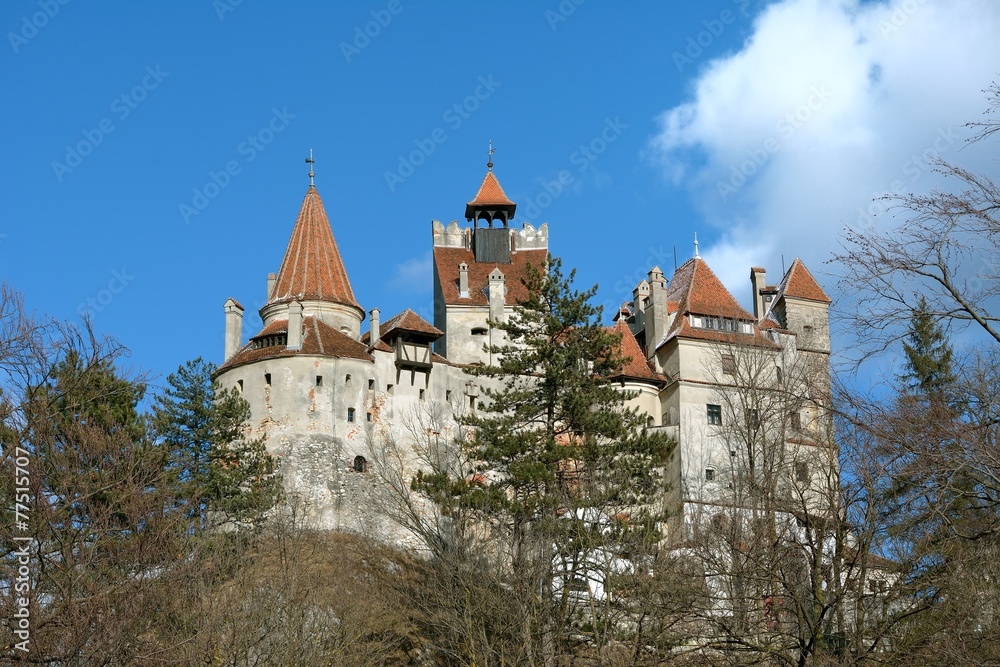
<box><xmin>388</xmin><ymin>251</ymin><xmax>433</xmax><ymax>293</ymax></box>
<box><xmin>651</xmin><ymin>0</ymin><xmax>1000</xmax><ymax>293</ymax></box>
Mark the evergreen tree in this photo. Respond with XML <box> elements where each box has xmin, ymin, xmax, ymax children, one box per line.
<box><xmin>901</xmin><ymin>296</ymin><xmax>956</xmax><ymax>398</ymax></box>
<box><xmin>153</xmin><ymin>357</ymin><xmax>280</xmax><ymax>530</ymax></box>
<box><xmin>415</xmin><ymin>256</ymin><xmax>674</xmax><ymax>659</ymax></box>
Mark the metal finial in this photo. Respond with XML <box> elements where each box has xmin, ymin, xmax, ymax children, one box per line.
<box><xmin>305</xmin><ymin>149</ymin><xmax>315</xmax><ymax>186</ymax></box>
<box><xmin>487</xmin><ymin>139</ymin><xmax>494</xmax><ymax>171</ymax></box>
<box><xmin>694</xmin><ymin>232</ymin><xmax>701</xmax><ymax>259</ymax></box>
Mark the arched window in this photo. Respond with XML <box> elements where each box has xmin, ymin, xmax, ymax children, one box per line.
<box><xmin>353</xmin><ymin>455</ymin><xmax>368</xmax><ymax>473</ymax></box>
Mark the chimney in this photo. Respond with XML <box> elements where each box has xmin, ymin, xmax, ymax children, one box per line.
<box><xmin>459</xmin><ymin>262</ymin><xmax>470</xmax><ymax>298</ymax></box>
<box><xmin>224</xmin><ymin>297</ymin><xmax>244</xmax><ymax>361</ymax></box>
<box><xmin>751</xmin><ymin>267</ymin><xmax>767</xmax><ymax>321</ymax></box>
<box><xmin>647</xmin><ymin>267</ymin><xmax>668</xmax><ymax>362</ymax></box>
<box><xmin>369</xmin><ymin>307</ymin><xmax>381</xmax><ymax>347</ymax></box>
<box><xmin>287</xmin><ymin>301</ymin><xmax>303</xmax><ymax>350</ymax></box>
<box><xmin>488</xmin><ymin>267</ymin><xmax>505</xmax><ymax>324</ymax></box>
<box><xmin>632</xmin><ymin>279</ymin><xmax>650</xmax><ymax>334</ymax></box>
<box><xmin>267</xmin><ymin>272</ymin><xmax>277</xmax><ymax>300</ymax></box>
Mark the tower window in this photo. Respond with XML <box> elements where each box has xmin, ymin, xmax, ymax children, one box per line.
<box><xmin>366</xmin><ymin>412</ymin><xmax>372</xmax><ymax>422</ymax></box>
<box><xmin>353</xmin><ymin>455</ymin><xmax>368</xmax><ymax>473</ymax></box>
<box><xmin>705</xmin><ymin>467</ymin><xmax>716</xmax><ymax>482</ymax></box>
<box><xmin>264</xmin><ymin>373</ymin><xmax>271</xmax><ymax>386</ymax></box>
<box><xmin>347</xmin><ymin>408</ymin><xmax>355</xmax><ymax>422</ymax></box>
<box><xmin>316</xmin><ymin>375</ymin><xmax>323</xmax><ymax>387</ymax></box>
<box><xmin>237</xmin><ymin>379</ymin><xmax>243</xmax><ymax>393</ymax></box>
<box><xmin>419</xmin><ymin>389</ymin><xmax>425</xmax><ymax>400</ymax></box>
<box><xmin>707</xmin><ymin>404</ymin><xmax>722</xmax><ymax>426</ymax></box>
<box><xmin>368</xmin><ymin>378</ymin><xmax>375</xmax><ymax>390</ymax></box>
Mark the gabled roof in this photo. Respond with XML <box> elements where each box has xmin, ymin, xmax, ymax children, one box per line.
<box><xmin>218</xmin><ymin>316</ymin><xmax>372</xmax><ymax>372</ymax></box>
<box><xmin>363</xmin><ymin>308</ymin><xmax>443</xmax><ymax>344</ymax></box>
<box><xmin>268</xmin><ymin>186</ymin><xmax>361</xmax><ymax>312</ymax></box>
<box><xmin>777</xmin><ymin>258</ymin><xmax>831</xmax><ymax>304</ymax></box>
<box><xmin>433</xmin><ymin>246</ymin><xmax>548</xmax><ymax>306</ymax></box>
<box><xmin>609</xmin><ymin>320</ymin><xmax>664</xmax><ymax>384</ymax></box>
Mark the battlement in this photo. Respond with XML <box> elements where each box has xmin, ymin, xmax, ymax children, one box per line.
<box><xmin>431</xmin><ymin>220</ymin><xmax>549</xmax><ymax>250</ymax></box>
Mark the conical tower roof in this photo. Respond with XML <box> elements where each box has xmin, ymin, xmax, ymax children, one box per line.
<box><xmin>268</xmin><ymin>185</ymin><xmax>361</xmax><ymax>311</ymax></box>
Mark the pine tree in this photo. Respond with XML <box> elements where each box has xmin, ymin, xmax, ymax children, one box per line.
<box><xmin>415</xmin><ymin>256</ymin><xmax>674</xmax><ymax>658</ymax></box>
<box><xmin>153</xmin><ymin>357</ymin><xmax>280</xmax><ymax>530</ymax></box>
<box><xmin>901</xmin><ymin>296</ymin><xmax>956</xmax><ymax>398</ymax></box>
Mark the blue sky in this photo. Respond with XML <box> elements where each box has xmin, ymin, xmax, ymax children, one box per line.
<box><xmin>3</xmin><ymin>0</ymin><xmax>999</xmax><ymax>389</ymax></box>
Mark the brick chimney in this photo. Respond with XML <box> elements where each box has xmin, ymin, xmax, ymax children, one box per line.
<box><xmin>224</xmin><ymin>297</ymin><xmax>244</xmax><ymax>361</ymax></box>
<box><xmin>287</xmin><ymin>301</ymin><xmax>303</xmax><ymax>350</ymax></box>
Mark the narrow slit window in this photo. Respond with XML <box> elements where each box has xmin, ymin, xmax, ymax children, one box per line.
<box><xmin>347</xmin><ymin>407</ymin><xmax>355</xmax><ymax>422</ymax></box>
<box><xmin>316</xmin><ymin>375</ymin><xmax>323</xmax><ymax>387</ymax></box>
<box><xmin>368</xmin><ymin>378</ymin><xmax>375</xmax><ymax>390</ymax></box>
<box><xmin>264</xmin><ymin>373</ymin><xmax>271</xmax><ymax>386</ymax></box>
<box><xmin>237</xmin><ymin>379</ymin><xmax>243</xmax><ymax>393</ymax></box>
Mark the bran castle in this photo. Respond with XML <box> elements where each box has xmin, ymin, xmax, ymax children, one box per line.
<box><xmin>215</xmin><ymin>159</ymin><xmax>833</xmax><ymax>545</ymax></box>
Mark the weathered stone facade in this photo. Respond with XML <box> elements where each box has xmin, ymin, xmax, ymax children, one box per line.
<box><xmin>216</xmin><ymin>164</ymin><xmax>834</xmax><ymax>547</ymax></box>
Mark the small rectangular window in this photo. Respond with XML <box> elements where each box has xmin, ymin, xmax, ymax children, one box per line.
<box><xmin>795</xmin><ymin>461</ymin><xmax>810</xmax><ymax>483</ymax></box>
<box><xmin>721</xmin><ymin>354</ymin><xmax>735</xmax><ymax>375</ymax></box>
<box><xmin>707</xmin><ymin>404</ymin><xmax>722</xmax><ymax>426</ymax></box>
<box><xmin>366</xmin><ymin>412</ymin><xmax>372</xmax><ymax>422</ymax></box>
<box><xmin>705</xmin><ymin>468</ymin><xmax>716</xmax><ymax>482</ymax></box>
<box><xmin>446</xmin><ymin>389</ymin><xmax>452</xmax><ymax>401</ymax></box>
<box><xmin>419</xmin><ymin>389</ymin><xmax>425</xmax><ymax>400</ymax></box>
<box><xmin>368</xmin><ymin>378</ymin><xmax>375</xmax><ymax>390</ymax></box>
<box><xmin>316</xmin><ymin>375</ymin><xmax>323</xmax><ymax>387</ymax></box>
<box><xmin>237</xmin><ymin>379</ymin><xmax>243</xmax><ymax>393</ymax></box>
<box><xmin>347</xmin><ymin>408</ymin><xmax>355</xmax><ymax>423</ymax></box>
<box><xmin>264</xmin><ymin>373</ymin><xmax>271</xmax><ymax>386</ymax></box>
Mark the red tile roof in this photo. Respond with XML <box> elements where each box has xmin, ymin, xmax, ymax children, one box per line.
<box><xmin>467</xmin><ymin>171</ymin><xmax>515</xmax><ymax>209</ymax></box>
<box><xmin>778</xmin><ymin>258</ymin><xmax>831</xmax><ymax>304</ymax></box>
<box><xmin>609</xmin><ymin>320</ymin><xmax>664</xmax><ymax>384</ymax></box>
<box><xmin>268</xmin><ymin>186</ymin><xmax>361</xmax><ymax>312</ymax></box>
<box><xmin>218</xmin><ymin>315</ymin><xmax>372</xmax><ymax>372</ymax></box>
<box><xmin>363</xmin><ymin>309</ymin><xmax>443</xmax><ymax>345</ymax></box>
<box><xmin>433</xmin><ymin>246</ymin><xmax>548</xmax><ymax>306</ymax></box>
<box><xmin>657</xmin><ymin>258</ymin><xmax>778</xmax><ymax>350</ymax></box>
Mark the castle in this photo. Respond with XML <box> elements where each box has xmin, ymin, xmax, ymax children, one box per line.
<box><xmin>215</xmin><ymin>157</ymin><xmax>833</xmax><ymax>545</ymax></box>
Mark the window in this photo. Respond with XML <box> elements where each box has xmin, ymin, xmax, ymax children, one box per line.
<box><xmin>368</xmin><ymin>378</ymin><xmax>375</xmax><ymax>390</ymax></box>
<box><xmin>366</xmin><ymin>412</ymin><xmax>372</xmax><ymax>422</ymax></box>
<box><xmin>419</xmin><ymin>389</ymin><xmax>425</xmax><ymax>400</ymax></box>
<box><xmin>472</xmin><ymin>327</ymin><xmax>488</xmax><ymax>336</ymax></box>
<box><xmin>707</xmin><ymin>404</ymin><xmax>722</xmax><ymax>426</ymax></box>
<box><xmin>347</xmin><ymin>408</ymin><xmax>355</xmax><ymax>422</ymax></box>
<box><xmin>345</xmin><ymin>373</ymin><xmax>352</xmax><ymax>385</ymax></box>
<box><xmin>646</xmin><ymin>416</ymin><xmax>654</xmax><ymax>428</ymax></box>
<box><xmin>237</xmin><ymin>379</ymin><xmax>243</xmax><ymax>393</ymax></box>
<box><xmin>775</xmin><ymin>366</ymin><xmax>782</xmax><ymax>382</ymax></box>
<box><xmin>469</xmin><ymin>395</ymin><xmax>476</xmax><ymax>411</ymax></box>
<box><xmin>353</xmin><ymin>455</ymin><xmax>368</xmax><ymax>473</ymax></box>
<box><xmin>705</xmin><ymin>467</ymin><xmax>716</xmax><ymax>482</ymax></box>
<box><xmin>387</xmin><ymin>384</ymin><xmax>394</xmax><ymax>396</ymax></box>
<box><xmin>721</xmin><ymin>354</ymin><xmax>735</xmax><ymax>375</ymax></box>
<box><xmin>446</xmin><ymin>389</ymin><xmax>452</xmax><ymax>401</ymax></box>
<box><xmin>790</xmin><ymin>411</ymin><xmax>802</xmax><ymax>430</ymax></box>
<box><xmin>794</xmin><ymin>461</ymin><xmax>810</xmax><ymax>484</ymax></box>
<box><xmin>264</xmin><ymin>373</ymin><xmax>271</xmax><ymax>386</ymax></box>
<box><xmin>316</xmin><ymin>375</ymin><xmax>323</xmax><ymax>387</ymax></box>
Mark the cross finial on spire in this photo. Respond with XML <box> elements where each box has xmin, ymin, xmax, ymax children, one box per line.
<box><xmin>305</xmin><ymin>149</ymin><xmax>315</xmax><ymax>186</ymax></box>
<box><xmin>487</xmin><ymin>139</ymin><xmax>494</xmax><ymax>171</ymax></box>
<box><xmin>694</xmin><ymin>232</ymin><xmax>701</xmax><ymax>259</ymax></box>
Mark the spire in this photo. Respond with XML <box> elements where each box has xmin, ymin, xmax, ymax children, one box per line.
<box><xmin>268</xmin><ymin>185</ymin><xmax>361</xmax><ymax>312</ymax></box>
<box><xmin>694</xmin><ymin>232</ymin><xmax>701</xmax><ymax>259</ymax></box>
<box><xmin>487</xmin><ymin>139</ymin><xmax>495</xmax><ymax>172</ymax></box>
<box><xmin>305</xmin><ymin>148</ymin><xmax>315</xmax><ymax>186</ymax></box>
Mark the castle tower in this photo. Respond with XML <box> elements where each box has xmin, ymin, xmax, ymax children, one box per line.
<box><xmin>432</xmin><ymin>151</ymin><xmax>549</xmax><ymax>364</ymax></box>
